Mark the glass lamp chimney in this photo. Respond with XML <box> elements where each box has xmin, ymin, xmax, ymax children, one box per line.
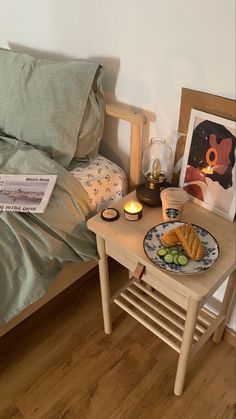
<box><xmin>142</xmin><ymin>138</ymin><xmax>172</xmax><ymax>184</ymax></box>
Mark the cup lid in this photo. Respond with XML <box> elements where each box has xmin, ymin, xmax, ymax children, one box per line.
<box><xmin>160</xmin><ymin>187</ymin><xmax>188</xmax><ymax>203</ymax></box>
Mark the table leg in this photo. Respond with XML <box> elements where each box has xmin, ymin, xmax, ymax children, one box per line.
<box><xmin>174</xmin><ymin>297</ymin><xmax>200</xmax><ymax>396</ymax></box>
<box><xmin>96</xmin><ymin>235</ymin><xmax>112</xmax><ymax>334</ymax></box>
<box><xmin>213</xmin><ymin>269</ymin><xmax>236</xmax><ymax>344</ymax></box>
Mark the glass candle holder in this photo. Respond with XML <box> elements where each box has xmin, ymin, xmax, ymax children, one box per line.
<box><xmin>124</xmin><ymin>200</ymin><xmax>143</xmax><ymax>221</ymax></box>
<box><xmin>142</xmin><ymin>138</ymin><xmax>172</xmax><ymax>183</ymax></box>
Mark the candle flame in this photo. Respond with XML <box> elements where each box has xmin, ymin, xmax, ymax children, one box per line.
<box><xmin>124</xmin><ymin>200</ymin><xmax>142</xmax><ymax>213</ymax></box>
<box><xmin>202</xmin><ymin>165</ymin><xmax>214</xmax><ymax>174</ymax></box>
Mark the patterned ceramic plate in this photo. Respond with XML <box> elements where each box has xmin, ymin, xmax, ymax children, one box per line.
<box><xmin>143</xmin><ymin>222</ymin><xmax>219</xmax><ymax>275</ymax></box>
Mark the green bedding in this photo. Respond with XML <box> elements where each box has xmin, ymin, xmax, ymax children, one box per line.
<box><xmin>0</xmin><ymin>136</ymin><xmax>98</xmax><ymax>325</ymax></box>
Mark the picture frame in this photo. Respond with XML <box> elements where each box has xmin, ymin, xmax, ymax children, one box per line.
<box><xmin>179</xmin><ymin>109</ymin><xmax>236</xmax><ymax>222</ymax></box>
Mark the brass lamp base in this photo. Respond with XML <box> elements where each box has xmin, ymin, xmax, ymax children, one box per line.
<box><xmin>136</xmin><ymin>181</ymin><xmax>171</xmax><ymax>207</ymax></box>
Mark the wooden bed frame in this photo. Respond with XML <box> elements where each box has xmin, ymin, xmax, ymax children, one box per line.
<box><xmin>0</xmin><ymin>103</ymin><xmax>146</xmax><ymax>337</ymax></box>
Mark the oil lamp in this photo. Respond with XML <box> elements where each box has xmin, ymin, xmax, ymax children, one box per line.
<box><xmin>136</xmin><ymin>138</ymin><xmax>172</xmax><ymax>207</ymax></box>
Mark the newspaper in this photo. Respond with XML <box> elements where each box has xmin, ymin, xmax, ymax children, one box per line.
<box><xmin>0</xmin><ymin>174</ymin><xmax>57</xmax><ymax>213</ymax></box>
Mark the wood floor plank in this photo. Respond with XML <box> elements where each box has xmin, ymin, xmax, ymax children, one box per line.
<box><xmin>0</xmin><ymin>406</ymin><xmax>25</xmax><ymax>419</ymax></box>
<box><xmin>0</xmin><ymin>262</ymin><xmax>235</xmax><ymax>419</ymax></box>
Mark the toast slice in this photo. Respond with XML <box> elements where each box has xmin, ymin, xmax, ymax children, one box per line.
<box><xmin>174</xmin><ymin>223</ymin><xmax>205</xmax><ymax>261</ymax></box>
<box><xmin>161</xmin><ymin>230</ymin><xmax>179</xmax><ymax>247</ymax></box>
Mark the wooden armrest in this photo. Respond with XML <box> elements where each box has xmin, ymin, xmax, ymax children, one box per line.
<box><xmin>106</xmin><ymin>103</ymin><xmax>146</xmax><ymax>126</ymax></box>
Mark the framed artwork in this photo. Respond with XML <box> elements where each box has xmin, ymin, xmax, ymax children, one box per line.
<box><xmin>179</xmin><ymin>109</ymin><xmax>236</xmax><ymax>222</ymax></box>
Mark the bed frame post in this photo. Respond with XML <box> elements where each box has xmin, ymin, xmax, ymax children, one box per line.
<box><xmin>105</xmin><ymin>104</ymin><xmax>146</xmax><ymax>190</ymax></box>
<box><xmin>130</xmin><ymin>122</ymin><xmax>142</xmax><ymax>190</ymax></box>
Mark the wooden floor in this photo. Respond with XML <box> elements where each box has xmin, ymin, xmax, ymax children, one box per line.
<box><xmin>0</xmin><ymin>262</ymin><xmax>235</xmax><ymax>419</ymax></box>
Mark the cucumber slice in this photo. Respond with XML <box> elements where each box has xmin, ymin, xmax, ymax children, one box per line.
<box><xmin>177</xmin><ymin>254</ymin><xmax>188</xmax><ymax>266</ymax></box>
<box><xmin>173</xmin><ymin>254</ymin><xmax>179</xmax><ymax>265</ymax></box>
<box><xmin>170</xmin><ymin>246</ymin><xmax>178</xmax><ymax>252</ymax></box>
<box><xmin>157</xmin><ymin>248</ymin><xmax>167</xmax><ymax>257</ymax></box>
<box><xmin>170</xmin><ymin>249</ymin><xmax>178</xmax><ymax>256</ymax></box>
<box><xmin>164</xmin><ymin>253</ymin><xmax>174</xmax><ymax>264</ymax></box>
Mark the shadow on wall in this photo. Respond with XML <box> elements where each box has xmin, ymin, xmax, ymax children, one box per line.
<box><xmin>91</xmin><ymin>54</ymin><xmax>157</xmax><ymax>178</ymax></box>
<box><xmin>7</xmin><ymin>44</ymin><xmax>156</xmax><ymax>181</ymax></box>
<box><xmin>100</xmin><ymin>95</ymin><xmax>156</xmax><ymax>180</ymax></box>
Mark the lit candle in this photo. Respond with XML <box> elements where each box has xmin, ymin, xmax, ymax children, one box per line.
<box><xmin>202</xmin><ymin>165</ymin><xmax>214</xmax><ymax>174</ymax></box>
<box><xmin>124</xmin><ymin>200</ymin><xmax>143</xmax><ymax>221</ymax></box>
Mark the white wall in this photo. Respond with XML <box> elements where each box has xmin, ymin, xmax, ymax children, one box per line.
<box><xmin>1</xmin><ymin>0</ymin><xmax>235</xmax><ymax>330</ymax></box>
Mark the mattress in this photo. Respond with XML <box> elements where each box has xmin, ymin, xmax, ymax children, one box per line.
<box><xmin>70</xmin><ymin>154</ymin><xmax>128</xmax><ymax>211</ymax></box>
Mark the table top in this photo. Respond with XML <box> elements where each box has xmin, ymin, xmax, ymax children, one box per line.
<box><xmin>87</xmin><ymin>191</ymin><xmax>236</xmax><ymax>302</ymax></box>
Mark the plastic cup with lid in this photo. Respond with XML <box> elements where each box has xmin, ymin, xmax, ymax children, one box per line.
<box><xmin>160</xmin><ymin>187</ymin><xmax>188</xmax><ymax>222</ymax></box>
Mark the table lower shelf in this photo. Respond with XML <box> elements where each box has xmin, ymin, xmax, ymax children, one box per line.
<box><xmin>113</xmin><ymin>279</ymin><xmax>225</xmax><ymax>356</ymax></box>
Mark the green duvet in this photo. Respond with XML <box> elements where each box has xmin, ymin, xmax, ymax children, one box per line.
<box><xmin>0</xmin><ymin>136</ymin><xmax>98</xmax><ymax>325</ymax></box>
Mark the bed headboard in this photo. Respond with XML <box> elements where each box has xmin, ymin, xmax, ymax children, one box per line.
<box><xmin>105</xmin><ymin>104</ymin><xmax>147</xmax><ymax>190</ymax></box>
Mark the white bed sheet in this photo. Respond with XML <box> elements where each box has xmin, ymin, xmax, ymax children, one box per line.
<box><xmin>70</xmin><ymin>155</ymin><xmax>128</xmax><ymax>211</ymax></box>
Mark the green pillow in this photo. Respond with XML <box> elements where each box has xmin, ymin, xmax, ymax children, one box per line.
<box><xmin>0</xmin><ymin>48</ymin><xmax>105</xmax><ymax>167</ymax></box>
<box><xmin>74</xmin><ymin>66</ymin><xmax>105</xmax><ymax>162</ymax></box>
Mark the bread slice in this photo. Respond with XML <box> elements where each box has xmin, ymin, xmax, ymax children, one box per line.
<box><xmin>161</xmin><ymin>230</ymin><xmax>179</xmax><ymax>247</ymax></box>
<box><xmin>174</xmin><ymin>223</ymin><xmax>205</xmax><ymax>261</ymax></box>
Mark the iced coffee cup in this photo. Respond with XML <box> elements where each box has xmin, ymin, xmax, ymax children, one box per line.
<box><xmin>160</xmin><ymin>187</ymin><xmax>188</xmax><ymax>222</ymax></box>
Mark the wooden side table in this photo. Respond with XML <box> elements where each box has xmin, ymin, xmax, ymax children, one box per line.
<box><xmin>87</xmin><ymin>191</ymin><xmax>236</xmax><ymax>396</ymax></box>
